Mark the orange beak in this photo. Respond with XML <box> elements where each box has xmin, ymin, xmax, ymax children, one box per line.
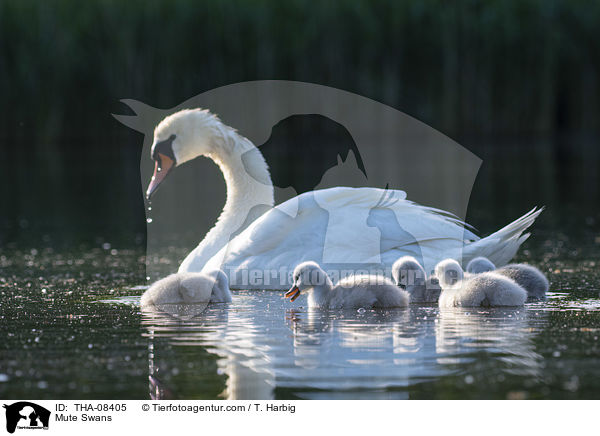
<box><xmin>285</xmin><ymin>286</ymin><xmax>301</xmax><ymax>302</ymax></box>
<box><xmin>146</xmin><ymin>154</ymin><xmax>174</xmax><ymax>199</ymax></box>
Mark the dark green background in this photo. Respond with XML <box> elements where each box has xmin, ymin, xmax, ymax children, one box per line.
<box><xmin>1</xmin><ymin>0</ymin><xmax>599</xmax><ymax>248</ymax></box>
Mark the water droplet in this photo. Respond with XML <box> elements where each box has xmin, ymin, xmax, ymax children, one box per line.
<box><xmin>146</xmin><ymin>218</ymin><xmax>153</xmax><ymax>224</ymax></box>
<box><xmin>147</xmin><ymin>206</ymin><xmax>152</xmax><ymax>211</ymax></box>
<box><xmin>464</xmin><ymin>375</ymin><xmax>474</xmax><ymax>384</ymax></box>
<box><xmin>552</xmin><ymin>350</ymin><xmax>561</xmax><ymax>357</ymax></box>
<box><xmin>102</xmin><ymin>242</ymin><xmax>111</xmax><ymax>250</ymax></box>
<box><xmin>357</xmin><ymin>307</ymin><xmax>366</xmax><ymax>314</ymax></box>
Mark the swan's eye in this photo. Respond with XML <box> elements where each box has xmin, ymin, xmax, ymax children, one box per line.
<box><xmin>152</xmin><ymin>134</ymin><xmax>177</xmax><ymax>163</ymax></box>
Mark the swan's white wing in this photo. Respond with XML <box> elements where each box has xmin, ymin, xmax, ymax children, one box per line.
<box><xmin>461</xmin><ymin>207</ymin><xmax>543</xmax><ymax>267</ymax></box>
<box><xmin>203</xmin><ymin>187</ymin><xmax>480</xmax><ymax>289</ymax></box>
<box><xmin>201</xmin><ymin>187</ymin><xmax>540</xmax><ymax>290</ymax></box>
<box><xmin>203</xmin><ymin>190</ymin><xmax>329</xmax><ymax>288</ymax></box>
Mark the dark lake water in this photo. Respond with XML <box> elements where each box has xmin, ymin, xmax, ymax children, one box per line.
<box><xmin>1</xmin><ymin>235</ymin><xmax>600</xmax><ymax>400</ymax></box>
<box><xmin>1</xmin><ymin>135</ymin><xmax>600</xmax><ymax>399</ymax></box>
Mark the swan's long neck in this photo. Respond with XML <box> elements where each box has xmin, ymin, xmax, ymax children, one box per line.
<box><xmin>179</xmin><ymin>130</ymin><xmax>274</xmax><ymax>272</ymax></box>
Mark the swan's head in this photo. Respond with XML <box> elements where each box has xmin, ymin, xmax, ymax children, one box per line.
<box><xmin>392</xmin><ymin>256</ymin><xmax>426</xmax><ymax>288</ymax></box>
<box><xmin>434</xmin><ymin>259</ymin><xmax>464</xmax><ymax>289</ymax></box>
<box><xmin>147</xmin><ymin>109</ymin><xmax>227</xmax><ymax>198</ymax></box>
<box><xmin>285</xmin><ymin>261</ymin><xmax>329</xmax><ymax>302</ymax></box>
<box><xmin>466</xmin><ymin>257</ymin><xmax>496</xmax><ymax>274</ymax></box>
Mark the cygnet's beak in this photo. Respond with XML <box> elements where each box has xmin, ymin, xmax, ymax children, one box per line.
<box><xmin>285</xmin><ymin>286</ymin><xmax>301</xmax><ymax>302</ymax></box>
<box><xmin>146</xmin><ymin>153</ymin><xmax>174</xmax><ymax>199</ymax></box>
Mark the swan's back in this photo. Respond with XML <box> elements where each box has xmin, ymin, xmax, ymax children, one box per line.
<box><xmin>204</xmin><ymin>186</ymin><xmax>478</xmax><ymax>288</ymax></box>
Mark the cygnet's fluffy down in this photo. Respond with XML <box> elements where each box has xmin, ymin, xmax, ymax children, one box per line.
<box><xmin>435</xmin><ymin>259</ymin><xmax>527</xmax><ymax>308</ymax></box>
<box><xmin>466</xmin><ymin>256</ymin><xmax>496</xmax><ymax>274</ymax></box>
<box><xmin>496</xmin><ymin>264</ymin><xmax>548</xmax><ymax>300</ymax></box>
<box><xmin>141</xmin><ymin>270</ymin><xmax>231</xmax><ymax>307</ymax></box>
<box><xmin>285</xmin><ymin>261</ymin><xmax>409</xmax><ymax>309</ymax></box>
<box><xmin>392</xmin><ymin>256</ymin><xmax>441</xmax><ymax>303</ymax></box>
<box><xmin>466</xmin><ymin>257</ymin><xmax>548</xmax><ymax>300</ymax></box>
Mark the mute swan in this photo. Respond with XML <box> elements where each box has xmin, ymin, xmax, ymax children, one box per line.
<box><xmin>140</xmin><ymin>270</ymin><xmax>231</xmax><ymax>307</ymax></box>
<box><xmin>285</xmin><ymin>261</ymin><xmax>409</xmax><ymax>309</ymax></box>
<box><xmin>466</xmin><ymin>257</ymin><xmax>548</xmax><ymax>300</ymax></box>
<box><xmin>147</xmin><ymin>108</ymin><xmax>542</xmax><ymax>290</ymax></box>
<box><xmin>435</xmin><ymin>259</ymin><xmax>527</xmax><ymax>307</ymax></box>
<box><xmin>391</xmin><ymin>256</ymin><xmax>440</xmax><ymax>303</ymax></box>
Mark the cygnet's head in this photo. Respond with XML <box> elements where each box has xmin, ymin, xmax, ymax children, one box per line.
<box><xmin>392</xmin><ymin>256</ymin><xmax>426</xmax><ymax>288</ymax></box>
<box><xmin>285</xmin><ymin>261</ymin><xmax>330</xmax><ymax>302</ymax></box>
<box><xmin>147</xmin><ymin>109</ymin><xmax>227</xmax><ymax>198</ymax></box>
<box><xmin>466</xmin><ymin>256</ymin><xmax>496</xmax><ymax>274</ymax></box>
<box><xmin>434</xmin><ymin>259</ymin><xmax>464</xmax><ymax>289</ymax></box>
<box><xmin>176</xmin><ymin>269</ymin><xmax>230</xmax><ymax>303</ymax></box>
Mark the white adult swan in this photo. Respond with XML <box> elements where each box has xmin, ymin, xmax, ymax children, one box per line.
<box><xmin>285</xmin><ymin>261</ymin><xmax>409</xmax><ymax>309</ymax></box>
<box><xmin>147</xmin><ymin>109</ymin><xmax>542</xmax><ymax>290</ymax></box>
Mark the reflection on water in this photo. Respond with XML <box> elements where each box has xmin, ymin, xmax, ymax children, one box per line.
<box><xmin>435</xmin><ymin>308</ymin><xmax>544</xmax><ymax>376</ymax></box>
<box><xmin>137</xmin><ymin>290</ymin><xmax>572</xmax><ymax>400</ymax></box>
<box><xmin>141</xmin><ymin>294</ymin><xmax>276</xmax><ymax>400</ymax></box>
<box><xmin>2</xmin><ymin>244</ymin><xmax>600</xmax><ymax>399</ymax></box>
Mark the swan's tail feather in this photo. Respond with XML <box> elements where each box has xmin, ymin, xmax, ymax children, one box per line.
<box><xmin>462</xmin><ymin>207</ymin><xmax>543</xmax><ymax>267</ymax></box>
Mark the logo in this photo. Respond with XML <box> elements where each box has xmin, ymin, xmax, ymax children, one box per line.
<box><xmin>3</xmin><ymin>402</ymin><xmax>50</xmax><ymax>434</ymax></box>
